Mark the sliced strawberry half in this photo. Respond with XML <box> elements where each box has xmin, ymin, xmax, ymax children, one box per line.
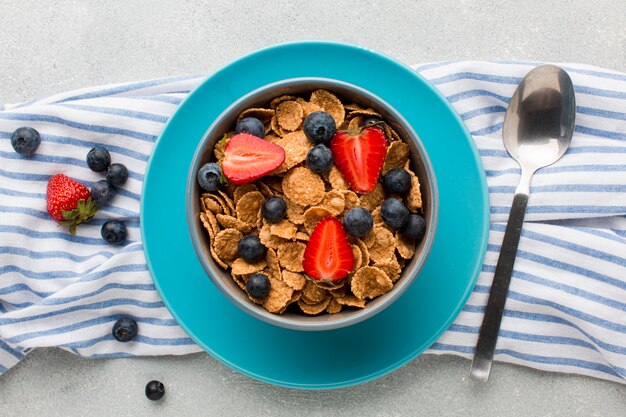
<box><xmin>222</xmin><ymin>133</ymin><xmax>285</xmax><ymax>184</ymax></box>
<box><xmin>330</xmin><ymin>126</ymin><xmax>387</xmax><ymax>194</ymax></box>
<box><xmin>302</xmin><ymin>216</ymin><xmax>355</xmax><ymax>281</ymax></box>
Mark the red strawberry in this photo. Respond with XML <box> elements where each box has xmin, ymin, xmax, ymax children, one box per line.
<box><xmin>330</xmin><ymin>126</ymin><xmax>387</xmax><ymax>194</ymax></box>
<box><xmin>222</xmin><ymin>133</ymin><xmax>285</xmax><ymax>185</ymax></box>
<box><xmin>46</xmin><ymin>174</ymin><xmax>98</xmax><ymax>235</ymax></box>
<box><xmin>302</xmin><ymin>216</ymin><xmax>354</xmax><ymax>281</ymax></box>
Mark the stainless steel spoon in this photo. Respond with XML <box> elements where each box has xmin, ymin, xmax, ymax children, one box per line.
<box><xmin>470</xmin><ymin>65</ymin><xmax>576</xmax><ymax>382</ymax></box>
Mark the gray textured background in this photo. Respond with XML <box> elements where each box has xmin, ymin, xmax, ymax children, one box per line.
<box><xmin>0</xmin><ymin>1</ymin><xmax>625</xmax><ymax>416</ymax></box>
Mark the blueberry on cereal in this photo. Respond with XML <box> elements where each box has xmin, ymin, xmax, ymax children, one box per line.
<box><xmin>343</xmin><ymin>207</ymin><xmax>373</xmax><ymax>238</ymax></box>
<box><xmin>246</xmin><ymin>273</ymin><xmax>271</xmax><ymax>299</ymax></box>
<box><xmin>235</xmin><ymin>117</ymin><xmax>265</xmax><ymax>138</ymax></box>
<box><xmin>303</xmin><ymin>111</ymin><xmax>336</xmax><ymax>145</ymax></box>
<box><xmin>262</xmin><ymin>196</ymin><xmax>287</xmax><ymax>223</ymax></box>
<box><xmin>381</xmin><ymin>198</ymin><xmax>409</xmax><ymax>229</ymax></box>
<box><xmin>238</xmin><ymin>235</ymin><xmax>267</xmax><ymax>263</ymax></box>
<box><xmin>197</xmin><ymin>162</ymin><xmax>223</xmax><ymax>192</ymax></box>
<box><xmin>382</xmin><ymin>168</ymin><xmax>411</xmax><ymax>196</ymax></box>
<box><xmin>400</xmin><ymin>213</ymin><xmax>426</xmax><ymax>242</ymax></box>
<box><xmin>306</xmin><ymin>144</ymin><xmax>334</xmax><ymax>174</ymax></box>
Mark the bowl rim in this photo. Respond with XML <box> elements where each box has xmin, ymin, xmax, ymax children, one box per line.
<box><xmin>186</xmin><ymin>77</ymin><xmax>439</xmax><ymax>331</ymax></box>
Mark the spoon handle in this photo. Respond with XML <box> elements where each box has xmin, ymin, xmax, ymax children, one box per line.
<box><xmin>470</xmin><ymin>192</ymin><xmax>529</xmax><ymax>382</ymax></box>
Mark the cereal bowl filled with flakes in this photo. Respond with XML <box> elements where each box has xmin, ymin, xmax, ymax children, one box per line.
<box><xmin>187</xmin><ymin>78</ymin><xmax>437</xmax><ymax>331</ymax></box>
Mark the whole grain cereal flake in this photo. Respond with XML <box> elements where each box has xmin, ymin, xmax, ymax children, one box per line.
<box><xmin>358</xmin><ymin>183</ymin><xmax>385</xmax><ymax>210</ymax></box>
<box><xmin>374</xmin><ymin>257</ymin><xmax>402</xmax><ymax>283</ymax></box>
<box><xmin>301</xmin><ymin>280</ymin><xmax>328</xmax><ymax>305</ymax></box>
<box><xmin>368</xmin><ymin>227</ymin><xmax>396</xmax><ymax>263</ymax></box>
<box><xmin>213</xmin><ymin>228</ymin><xmax>243</xmax><ymax>265</ymax></box>
<box><xmin>342</xmin><ymin>190</ymin><xmax>359</xmax><ymax>211</ymax></box>
<box><xmin>406</xmin><ymin>169</ymin><xmax>423</xmax><ymax>212</ymax></box>
<box><xmin>217</xmin><ymin>190</ymin><xmax>236</xmax><ymax>215</ymax></box>
<box><xmin>281</xmin><ymin>270</ymin><xmax>307</xmax><ymax>291</ymax></box>
<box><xmin>298</xmin><ymin>297</ymin><xmax>331</xmax><ymax>315</ymax></box>
<box><xmin>327</xmin><ymin>166</ymin><xmax>349</xmax><ymax>191</ymax></box>
<box><xmin>259</xmin><ymin>222</ymin><xmax>288</xmax><ymax>250</ymax></box>
<box><xmin>276</xmin><ymin>100</ymin><xmax>304</xmax><ymax>131</ymax></box>
<box><xmin>320</xmin><ymin>190</ymin><xmax>345</xmax><ymax>215</ymax></box>
<box><xmin>351</xmin><ymin>266</ymin><xmax>393</xmax><ymax>300</ymax></box>
<box><xmin>199</xmin><ymin>212</ymin><xmax>218</xmax><ymax>241</ymax></box>
<box><xmin>266</xmin><ymin>248</ymin><xmax>281</xmax><ymax>280</ymax></box>
<box><xmin>335</xmin><ymin>294</ymin><xmax>366</xmax><ymax>308</ymax></box>
<box><xmin>296</xmin><ymin>97</ymin><xmax>321</xmax><ymax>117</ymax></box>
<box><xmin>273</xmin><ymin>130</ymin><xmax>313</xmax><ymax>173</ymax></box>
<box><xmin>395</xmin><ymin>231</ymin><xmax>416</xmax><ymax>259</ymax></box>
<box><xmin>202</xmin><ymin>195</ymin><xmax>222</xmax><ymax>214</ymax></box>
<box><xmin>278</xmin><ymin>291</ymin><xmax>302</xmax><ymax>314</ymax></box>
<box><xmin>282</xmin><ymin>167</ymin><xmax>325</xmax><ymax>207</ymax></box>
<box><xmin>351</xmin><ymin>244</ymin><xmax>363</xmax><ymax>271</ymax></box>
<box><xmin>216</xmin><ymin>214</ymin><xmax>252</xmax><ymax>233</ymax></box>
<box><xmin>270</xmin><ymin>116</ymin><xmax>288</xmax><ymax>137</ymax></box>
<box><xmin>350</xmin><ymin>237</ymin><xmax>370</xmax><ymax>267</ymax></box>
<box><xmin>303</xmin><ymin>206</ymin><xmax>334</xmax><ymax>235</ymax></box>
<box><xmin>238</xmin><ymin>107</ymin><xmax>275</xmax><ymax>124</ymax></box>
<box><xmin>231</xmin><ymin>258</ymin><xmax>267</xmax><ymax>275</ymax></box>
<box><xmin>277</xmin><ymin>241</ymin><xmax>306</xmax><ymax>273</ymax></box>
<box><xmin>326</xmin><ymin>298</ymin><xmax>343</xmax><ymax>314</ymax></box>
<box><xmin>270</xmin><ymin>95</ymin><xmax>297</xmax><ymax>109</ymax></box>
<box><xmin>232</xmin><ymin>272</ymin><xmax>248</xmax><ymax>291</ymax></box>
<box><xmin>233</xmin><ymin>184</ymin><xmax>259</xmax><ymax>203</ymax></box>
<box><xmin>236</xmin><ymin>191</ymin><xmax>265</xmax><ymax>225</ymax></box>
<box><xmin>263</xmin><ymin>277</ymin><xmax>295</xmax><ymax>313</ymax></box>
<box><xmin>203</xmin><ymin>193</ymin><xmax>231</xmax><ymax>216</ymax></box>
<box><xmin>255</xmin><ymin>181</ymin><xmax>274</xmax><ymax>198</ymax></box>
<box><xmin>382</xmin><ymin>141</ymin><xmax>410</xmax><ymax>175</ymax></box>
<box><xmin>329</xmin><ymin>286</ymin><xmax>347</xmax><ymax>298</ymax></box>
<box><xmin>269</xmin><ymin>219</ymin><xmax>297</xmax><ymax>240</ymax></box>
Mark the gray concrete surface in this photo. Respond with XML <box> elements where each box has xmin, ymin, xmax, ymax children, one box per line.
<box><xmin>0</xmin><ymin>0</ymin><xmax>625</xmax><ymax>416</ymax></box>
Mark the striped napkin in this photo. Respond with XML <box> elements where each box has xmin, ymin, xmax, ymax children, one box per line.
<box><xmin>1</xmin><ymin>62</ymin><xmax>625</xmax><ymax>384</ymax></box>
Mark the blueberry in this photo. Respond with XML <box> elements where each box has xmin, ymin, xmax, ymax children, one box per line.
<box><xmin>106</xmin><ymin>163</ymin><xmax>128</xmax><ymax>186</ymax></box>
<box><xmin>381</xmin><ymin>198</ymin><xmax>410</xmax><ymax>229</ymax></box>
<box><xmin>306</xmin><ymin>144</ymin><xmax>334</xmax><ymax>174</ymax></box>
<box><xmin>197</xmin><ymin>162</ymin><xmax>223</xmax><ymax>192</ymax></box>
<box><xmin>246</xmin><ymin>273</ymin><xmax>271</xmax><ymax>299</ymax></box>
<box><xmin>145</xmin><ymin>380</ymin><xmax>165</xmax><ymax>401</ymax></box>
<box><xmin>235</xmin><ymin>117</ymin><xmax>265</xmax><ymax>138</ymax></box>
<box><xmin>10</xmin><ymin>127</ymin><xmax>41</xmax><ymax>155</ymax></box>
<box><xmin>262</xmin><ymin>197</ymin><xmax>287</xmax><ymax>223</ymax></box>
<box><xmin>303</xmin><ymin>111</ymin><xmax>336</xmax><ymax>145</ymax></box>
<box><xmin>91</xmin><ymin>180</ymin><xmax>116</xmax><ymax>205</ymax></box>
<box><xmin>401</xmin><ymin>214</ymin><xmax>426</xmax><ymax>242</ymax></box>
<box><xmin>112</xmin><ymin>317</ymin><xmax>138</xmax><ymax>342</ymax></box>
<box><xmin>362</xmin><ymin>116</ymin><xmax>383</xmax><ymax>127</ymax></box>
<box><xmin>238</xmin><ymin>235</ymin><xmax>267</xmax><ymax>263</ymax></box>
<box><xmin>343</xmin><ymin>207</ymin><xmax>374</xmax><ymax>238</ymax></box>
<box><xmin>382</xmin><ymin>168</ymin><xmax>411</xmax><ymax>196</ymax></box>
<box><xmin>86</xmin><ymin>147</ymin><xmax>111</xmax><ymax>172</ymax></box>
<box><xmin>101</xmin><ymin>220</ymin><xmax>127</xmax><ymax>244</ymax></box>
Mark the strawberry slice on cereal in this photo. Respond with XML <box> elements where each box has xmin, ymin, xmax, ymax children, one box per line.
<box><xmin>302</xmin><ymin>216</ymin><xmax>354</xmax><ymax>281</ymax></box>
<box><xmin>222</xmin><ymin>133</ymin><xmax>285</xmax><ymax>184</ymax></box>
<box><xmin>330</xmin><ymin>126</ymin><xmax>387</xmax><ymax>194</ymax></box>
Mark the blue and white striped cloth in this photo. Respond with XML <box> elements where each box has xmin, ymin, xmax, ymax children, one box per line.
<box><xmin>1</xmin><ymin>61</ymin><xmax>625</xmax><ymax>384</ymax></box>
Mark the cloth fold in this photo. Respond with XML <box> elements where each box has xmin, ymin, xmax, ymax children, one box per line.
<box><xmin>1</xmin><ymin>61</ymin><xmax>625</xmax><ymax>384</ymax></box>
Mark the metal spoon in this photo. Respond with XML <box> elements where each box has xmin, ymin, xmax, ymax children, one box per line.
<box><xmin>470</xmin><ymin>65</ymin><xmax>576</xmax><ymax>382</ymax></box>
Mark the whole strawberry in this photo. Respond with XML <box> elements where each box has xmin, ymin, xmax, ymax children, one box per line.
<box><xmin>47</xmin><ymin>174</ymin><xmax>98</xmax><ymax>235</ymax></box>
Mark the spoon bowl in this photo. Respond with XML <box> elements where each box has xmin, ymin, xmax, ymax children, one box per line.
<box><xmin>503</xmin><ymin>65</ymin><xmax>576</xmax><ymax>193</ymax></box>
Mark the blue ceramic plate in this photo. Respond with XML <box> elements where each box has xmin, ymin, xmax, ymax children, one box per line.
<box><xmin>141</xmin><ymin>41</ymin><xmax>489</xmax><ymax>389</ymax></box>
